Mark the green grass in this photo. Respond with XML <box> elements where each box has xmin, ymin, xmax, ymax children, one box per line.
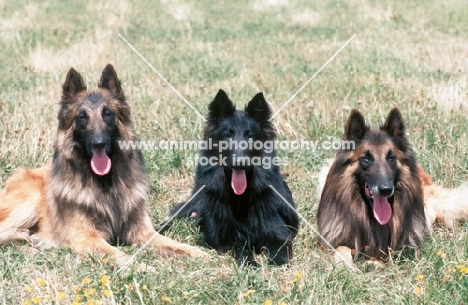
<box><xmin>1</xmin><ymin>0</ymin><xmax>468</xmax><ymax>304</ymax></box>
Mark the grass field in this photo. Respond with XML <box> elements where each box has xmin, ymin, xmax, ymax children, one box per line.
<box><xmin>1</xmin><ymin>0</ymin><xmax>468</xmax><ymax>304</ymax></box>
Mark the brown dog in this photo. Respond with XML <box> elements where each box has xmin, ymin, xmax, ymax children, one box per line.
<box><xmin>317</xmin><ymin>108</ymin><xmax>468</xmax><ymax>262</ymax></box>
<box><xmin>0</xmin><ymin>64</ymin><xmax>207</xmax><ymax>269</ymax></box>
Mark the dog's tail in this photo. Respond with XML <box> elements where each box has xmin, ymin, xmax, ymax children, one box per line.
<box><xmin>418</xmin><ymin>164</ymin><xmax>468</xmax><ymax>229</ymax></box>
<box><xmin>424</xmin><ymin>182</ymin><xmax>468</xmax><ymax>229</ymax></box>
<box><xmin>157</xmin><ymin>202</ymin><xmax>197</xmax><ymax>234</ymax></box>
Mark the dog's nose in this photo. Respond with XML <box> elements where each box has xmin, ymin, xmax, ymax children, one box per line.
<box><xmin>92</xmin><ymin>138</ymin><xmax>106</xmax><ymax>149</ymax></box>
<box><xmin>378</xmin><ymin>185</ymin><xmax>394</xmax><ymax>197</ymax></box>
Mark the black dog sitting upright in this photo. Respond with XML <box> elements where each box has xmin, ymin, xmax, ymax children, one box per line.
<box><xmin>163</xmin><ymin>89</ymin><xmax>298</xmax><ymax>266</ymax></box>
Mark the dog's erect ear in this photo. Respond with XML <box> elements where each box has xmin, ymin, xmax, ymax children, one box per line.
<box><xmin>246</xmin><ymin>92</ymin><xmax>275</xmax><ymax>139</ymax></box>
<box><xmin>345</xmin><ymin>109</ymin><xmax>367</xmax><ymax>140</ymax></box>
<box><xmin>59</xmin><ymin>68</ymin><xmax>86</xmax><ymax>130</ymax></box>
<box><xmin>246</xmin><ymin>92</ymin><xmax>271</xmax><ymax>122</ymax></box>
<box><xmin>208</xmin><ymin>89</ymin><xmax>236</xmax><ymax>120</ymax></box>
<box><xmin>99</xmin><ymin>64</ymin><xmax>125</xmax><ymax>101</ymax></box>
<box><xmin>62</xmin><ymin>68</ymin><xmax>86</xmax><ymax>100</ymax></box>
<box><xmin>382</xmin><ymin>108</ymin><xmax>406</xmax><ymax>139</ymax></box>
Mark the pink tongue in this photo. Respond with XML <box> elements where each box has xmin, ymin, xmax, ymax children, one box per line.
<box><xmin>231</xmin><ymin>169</ymin><xmax>247</xmax><ymax>195</ymax></box>
<box><xmin>91</xmin><ymin>149</ymin><xmax>112</xmax><ymax>176</ymax></box>
<box><xmin>372</xmin><ymin>194</ymin><xmax>392</xmax><ymax>225</ymax></box>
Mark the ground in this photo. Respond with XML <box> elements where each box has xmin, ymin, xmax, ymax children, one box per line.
<box><xmin>0</xmin><ymin>0</ymin><xmax>467</xmax><ymax>304</ymax></box>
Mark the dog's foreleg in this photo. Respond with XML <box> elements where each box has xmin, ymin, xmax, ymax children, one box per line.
<box><xmin>128</xmin><ymin>216</ymin><xmax>209</xmax><ymax>259</ymax></box>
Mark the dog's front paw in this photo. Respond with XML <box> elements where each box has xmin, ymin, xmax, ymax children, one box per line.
<box><xmin>117</xmin><ymin>259</ymin><xmax>157</xmax><ymax>274</ymax></box>
<box><xmin>134</xmin><ymin>262</ymin><xmax>157</xmax><ymax>273</ymax></box>
<box><xmin>185</xmin><ymin>246</ymin><xmax>210</xmax><ymax>259</ymax></box>
<box><xmin>333</xmin><ymin>246</ymin><xmax>355</xmax><ymax>270</ymax></box>
<box><xmin>28</xmin><ymin>234</ymin><xmax>51</xmax><ymax>249</ymax></box>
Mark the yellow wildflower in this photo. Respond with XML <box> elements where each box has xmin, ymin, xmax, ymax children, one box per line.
<box><xmin>23</xmin><ymin>300</ymin><xmax>31</xmax><ymax>305</ymax></box>
<box><xmin>82</xmin><ymin>277</ymin><xmax>92</xmax><ymax>285</ymax></box>
<box><xmin>415</xmin><ymin>274</ymin><xmax>424</xmax><ymax>281</ymax></box>
<box><xmin>100</xmin><ymin>275</ymin><xmax>111</xmax><ymax>286</ymax></box>
<box><xmin>57</xmin><ymin>291</ymin><xmax>66</xmax><ymax>300</ymax></box>
<box><xmin>437</xmin><ymin>250</ymin><xmax>445</xmax><ymax>257</ymax></box>
<box><xmin>36</xmin><ymin>279</ymin><xmax>46</xmax><ymax>287</ymax></box>
<box><xmin>242</xmin><ymin>289</ymin><xmax>256</xmax><ymax>297</ymax></box>
<box><xmin>102</xmin><ymin>289</ymin><xmax>112</xmax><ymax>297</ymax></box>
<box><xmin>413</xmin><ymin>285</ymin><xmax>424</xmax><ymax>296</ymax></box>
<box><xmin>84</xmin><ymin>288</ymin><xmax>96</xmax><ymax>297</ymax></box>
<box><xmin>31</xmin><ymin>297</ymin><xmax>42</xmax><ymax>304</ymax></box>
<box><xmin>161</xmin><ymin>296</ymin><xmax>172</xmax><ymax>303</ymax></box>
<box><xmin>74</xmin><ymin>295</ymin><xmax>82</xmax><ymax>302</ymax></box>
<box><xmin>264</xmin><ymin>300</ymin><xmax>272</xmax><ymax>305</ymax></box>
<box><xmin>294</xmin><ymin>273</ymin><xmax>303</xmax><ymax>280</ymax></box>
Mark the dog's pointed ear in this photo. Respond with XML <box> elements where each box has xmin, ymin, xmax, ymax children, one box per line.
<box><xmin>99</xmin><ymin>64</ymin><xmax>125</xmax><ymax>101</ymax></box>
<box><xmin>246</xmin><ymin>92</ymin><xmax>271</xmax><ymax>122</ymax></box>
<box><xmin>246</xmin><ymin>92</ymin><xmax>275</xmax><ymax>139</ymax></box>
<box><xmin>59</xmin><ymin>68</ymin><xmax>86</xmax><ymax>130</ymax></box>
<box><xmin>208</xmin><ymin>89</ymin><xmax>236</xmax><ymax>120</ymax></box>
<box><xmin>345</xmin><ymin>109</ymin><xmax>367</xmax><ymax>140</ymax></box>
<box><xmin>382</xmin><ymin>108</ymin><xmax>406</xmax><ymax>139</ymax></box>
<box><xmin>62</xmin><ymin>68</ymin><xmax>86</xmax><ymax>100</ymax></box>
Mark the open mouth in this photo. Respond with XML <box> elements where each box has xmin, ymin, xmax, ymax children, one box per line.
<box><xmin>230</xmin><ymin>168</ymin><xmax>247</xmax><ymax>195</ymax></box>
<box><xmin>90</xmin><ymin>148</ymin><xmax>112</xmax><ymax>176</ymax></box>
<box><xmin>364</xmin><ymin>181</ymin><xmax>393</xmax><ymax>225</ymax></box>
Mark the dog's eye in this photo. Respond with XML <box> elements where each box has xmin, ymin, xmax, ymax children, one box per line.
<box><xmin>77</xmin><ymin>111</ymin><xmax>87</xmax><ymax>121</ymax></box>
<box><xmin>387</xmin><ymin>154</ymin><xmax>396</xmax><ymax>165</ymax></box>
<box><xmin>103</xmin><ymin>109</ymin><xmax>112</xmax><ymax>117</ymax></box>
<box><xmin>359</xmin><ymin>153</ymin><xmax>372</xmax><ymax>166</ymax></box>
<box><xmin>224</xmin><ymin>130</ymin><xmax>233</xmax><ymax>138</ymax></box>
<box><xmin>102</xmin><ymin>109</ymin><xmax>114</xmax><ymax>122</ymax></box>
<box><xmin>76</xmin><ymin>111</ymin><xmax>88</xmax><ymax>128</ymax></box>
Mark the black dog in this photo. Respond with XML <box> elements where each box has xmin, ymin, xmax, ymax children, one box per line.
<box><xmin>162</xmin><ymin>89</ymin><xmax>298</xmax><ymax>266</ymax></box>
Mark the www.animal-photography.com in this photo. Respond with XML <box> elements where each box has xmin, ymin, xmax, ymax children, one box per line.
<box><xmin>0</xmin><ymin>1</ymin><xmax>467</xmax><ymax>304</ymax></box>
